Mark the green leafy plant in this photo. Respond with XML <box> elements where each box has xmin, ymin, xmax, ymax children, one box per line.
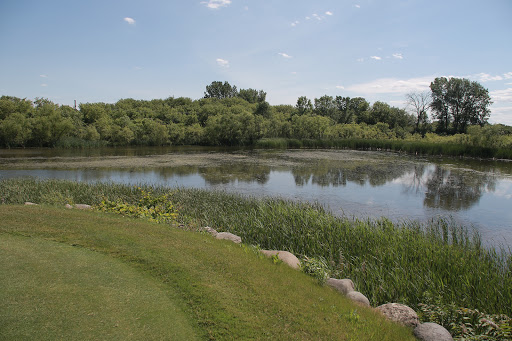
<box><xmin>300</xmin><ymin>256</ymin><xmax>331</xmax><ymax>285</ymax></box>
<box><xmin>96</xmin><ymin>187</ymin><xmax>178</xmax><ymax>224</ymax></box>
<box><xmin>418</xmin><ymin>292</ymin><xmax>512</xmax><ymax>340</ymax></box>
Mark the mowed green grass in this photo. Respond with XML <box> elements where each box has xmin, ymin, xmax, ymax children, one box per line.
<box><xmin>0</xmin><ymin>234</ymin><xmax>200</xmax><ymax>341</ymax></box>
<box><xmin>0</xmin><ymin>205</ymin><xmax>415</xmax><ymax>341</ymax></box>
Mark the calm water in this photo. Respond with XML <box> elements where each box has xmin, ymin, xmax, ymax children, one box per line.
<box><xmin>1</xmin><ymin>147</ymin><xmax>511</xmax><ymax>246</ymax></box>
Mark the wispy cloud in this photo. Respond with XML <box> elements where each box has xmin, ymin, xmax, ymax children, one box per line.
<box><xmin>336</xmin><ymin>85</ymin><xmax>345</xmax><ymax>90</ymax></box>
<box><xmin>490</xmin><ymin>88</ymin><xmax>512</xmax><ymax>103</ymax></box>
<box><xmin>40</xmin><ymin>83</ymin><xmax>48</xmax><ymax>87</ymax></box>
<box><xmin>39</xmin><ymin>74</ymin><xmax>48</xmax><ymax>78</ymax></box>
<box><xmin>346</xmin><ymin>76</ymin><xmax>434</xmax><ymax>94</ymax></box>
<box><xmin>370</xmin><ymin>56</ymin><xmax>382</xmax><ymax>60</ymax></box>
<box><xmin>504</xmin><ymin>72</ymin><xmax>512</xmax><ymax>79</ymax></box>
<box><xmin>216</xmin><ymin>58</ymin><xmax>229</xmax><ymax>67</ymax></box>
<box><xmin>357</xmin><ymin>58</ymin><xmax>364</xmax><ymax>62</ymax></box>
<box><xmin>354</xmin><ymin>4</ymin><xmax>361</xmax><ymax>8</ymax></box>
<box><xmin>291</xmin><ymin>20</ymin><xmax>299</xmax><ymax>27</ymax></box>
<box><xmin>325</xmin><ymin>11</ymin><xmax>333</xmax><ymax>16</ymax></box>
<box><xmin>123</xmin><ymin>17</ymin><xmax>135</xmax><ymax>25</ymax></box>
<box><xmin>392</xmin><ymin>53</ymin><xmax>403</xmax><ymax>60</ymax></box>
<box><xmin>278</xmin><ymin>52</ymin><xmax>292</xmax><ymax>59</ymax></box>
<box><xmin>473</xmin><ymin>73</ymin><xmax>503</xmax><ymax>82</ymax></box>
<box><xmin>201</xmin><ymin>0</ymin><xmax>231</xmax><ymax>9</ymax></box>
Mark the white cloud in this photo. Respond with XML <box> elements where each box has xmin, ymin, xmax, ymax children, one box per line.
<box><xmin>312</xmin><ymin>13</ymin><xmax>322</xmax><ymax>20</ymax></box>
<box><xmin>41</xmin><ymin>83</ymin><xmax>48</xmax><ymax>87</ymax></box>
<box><xmin>503</xmin><ymin>72</ymin><xmax>512</xmax><ymax>79</ymax></box>
<box><xmin>305</xmin><ymin>16</ymin><xmax>311</xmax><ymax>20</ymax></box>
<box><xmin>357</xmin><ymin>58</ymin><xmax>364</xmax><ymax>62</ymax></box>
<box><xmin>336</xmin><ymin>85</ymin><xmax>345</xmax><ymax>90</ymax></box>
<box><xmin>370</xmin><ymin>56</ymin><xmax>382</xmax><ymax>60</ymax></box>
<box><xmin>354</xmin><ymin>4</ymin><xmax>361</xmax><ymax>8</ymax></box>
<box><xmin>474</xmin><ymin>73</ymin><xmax>503</xmax><ymax>82</ymax></box>
<box><xmin>392</xmin><ymin>53</ymin><xmax>403</xmax><ymax>60</ymax></box>
<box><xmin>291</xmin><ymin>71</ymin><xmax>297</xmax><ymax>75</ymax></box>
<box><xmin>325</xmin><ymin>11</ymin><xmax>333</xmax><ymax>16</ymax></box>
<box><xmin>201</xmin><ymin>0</ymin><xmax>231</xmax><ymax>9</ymax></box>
<box><xmin>216</xmin><ymin>58</ymin><xmax>229</xmax><ymax>67</ymax></box>
<box><xmin>291</xmin><ymin>20</ymin><xmax>299</xmax><ymax>27</ymax></box>
<box><xmin>488</xmin><ymin>106</ymin><xmax>512</xmax><ymax>125</ymax></box>
<box><xmin>124</xmin><ymin>17</ymin><xmax>135</xmax><ymax>25</ymax></box>
<box><xmin>278</xmin><ymin>52</ymin><xmax>292</xmax><ymax>59</ymax></box>
<box><xmin>39</xmin><ymin>74</ymin><xmax>47</xmax><ymax>78</ymax></box>
<box><xmin>346</xmin><ymin>76</ymin><xmax>434</xmax><ymax>94</ymax></box>
<box><xmin>490</xmin><ymin>88</ymin><xmax>512</xmax><ymax>103</ymax></box>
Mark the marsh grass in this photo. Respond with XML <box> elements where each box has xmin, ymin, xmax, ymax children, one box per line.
<box><xmin>1</xmin><ymin>178</ymin><xmax>511</xmax><ymax>318</ymax></box>
<box><xmin>255</xmin><ymin>138</ymin><xmax>512</xmax><ymax>159</ymax></box>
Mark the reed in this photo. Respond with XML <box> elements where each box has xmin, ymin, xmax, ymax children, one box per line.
<box><xmin>254</xmin><ymin>138</ymin><xmax>512</xmax><ymax>159</ymax></box>
<box><xmin>1</xmin><ymin>178</ymin><xmax>510</xmax><ymax>317</ymax></box>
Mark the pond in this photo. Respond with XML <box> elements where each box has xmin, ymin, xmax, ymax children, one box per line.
<box><xmin>1</xmin><ymin>146</ymin><xmax>511</xmax><ymax>247</ymax></box>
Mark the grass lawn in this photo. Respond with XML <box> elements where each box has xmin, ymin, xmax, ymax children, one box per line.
<box><xmin>0</xmin><ymin>205</ymin><xmax>415</xmax><ymax>340</ymax></box>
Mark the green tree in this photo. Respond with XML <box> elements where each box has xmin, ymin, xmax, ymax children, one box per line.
<box><xmin>30</xmin><ymin>98</ymin><xmax>74</xmax><ymax>147</ymax></box>
<box><xmin>0</xmin><ymin>96</ymin><xmax>32</xmax><ymax>120</ymax></box>
<box><xmin>238</xmin><ymin>88</ymin><xmax>267</xmax><ymax>103</ymax></box>
<box><xmin>296</xmin><ymin>96</ymin><xmax>313</xmax><ymax>115</ymax></box>
<box><xmin>204</xmin><ymin>81</ymin><xmax>238</xmax><ymax>99</ymax></box>
<box><xmin>314</xmin><ymin>95</ymin><xmax>337</xmax><ymax>121</ymax></box>
<box><xmin>0</xmin><ymin>112</ymin><xmax>32</xmax><ymax>147</ymax></box>
<box><xmin>430</xmin><ymin>77</ymin><xmax>492</xmax><ymax>134</ymax></box>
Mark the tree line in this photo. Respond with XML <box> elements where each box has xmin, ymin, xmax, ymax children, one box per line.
<box><xmin>0</xmin><ymin>77</ymin><xmax>500</xmax><ymax>148</ymax></box>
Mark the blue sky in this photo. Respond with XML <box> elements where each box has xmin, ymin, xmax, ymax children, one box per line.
<box><xmin>1</xmin><ymin>0</ymin><xmax>511</xmax><ymax>124</ymax></box>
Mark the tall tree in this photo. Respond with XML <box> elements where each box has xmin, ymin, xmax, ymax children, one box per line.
<box><xmin>204</xmin><ymin>81</ymin><xmax>238</xmax><ymax>99</ymax></box>
<box><xmin>295</xmin><ymin>96</ymin><xmax>313</xmax><ymax>115</ymax></box>
<box><xmin>430</xmin><ymin>77</ymin><xmax>492</xmax><ymax>134</ymax></box>
<box><xmin>405</xmin><ymin>91</ymin><xmax>431</xmax><ymax>135</ymax></box>
<box><xmin>314</xmin><ymin>95</ymin><xmax>337</xmax><ymax>120</ymax></box>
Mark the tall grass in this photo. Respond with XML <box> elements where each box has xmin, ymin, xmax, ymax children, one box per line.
<box><xmin>255</xmin><ymin>138</ymin><xmax>512</xmax><ymax>159</ymax></box>
<box><xmin>1</xmin><ymin>178</ymin><xmax>511</xmax><ymax>317</ymax></box>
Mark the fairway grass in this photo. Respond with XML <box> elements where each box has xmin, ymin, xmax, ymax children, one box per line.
<box><xmin>0</xmin><ymin>205</ymin><xmax>415</xmax><ymax>340</ymax></box>
<box><xmin>0</xmin><ymin>234</ymin><xmax>199</xmax><ymax>341</ymax></box>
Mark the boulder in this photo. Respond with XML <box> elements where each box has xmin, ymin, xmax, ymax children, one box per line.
<box><xmin>215</xmin><ymin>232</ymin><xmax>242</xmax><ymax>244</ymax></box>
<box><xmin>346</xmin><ymin>291</ymin><xmax>370</xmax><ymax>307</ymax></box>
<box><xmin>414</xmin><ymin>323</ymin><xmax>453</xmax><ymax>341</ymax></box>
<box><xmin>260</xmin><ymin>250</ymin><xmax>300</xmax><ymax>270</ymax></box>
<box><xmin>201</xmin><ymin>226</ymin><xmax>218</xmax><ymax>237</ymax></box>
<box><xmin>74</xmin><ymin>204</ymin><xmax>92</xmax><ymax>210</ymax></box>
<box><xmin>326</xmin><ymin>278</ymin><xmax>354</xmax><ymax>295</ymax></box>
<box><xmin>376</xmin><ymin>303</ymin><xmax>419</xmax><ymax>328</ymax></box>
<box><xmin>24</xmin><ymin>202</ymin><xmax>38</xmax><ymax>206</ymax></box>
<box><xmin>65</xmin><ymin>204</ymin><xmax>73</xmax><ymax>209</ymax></box>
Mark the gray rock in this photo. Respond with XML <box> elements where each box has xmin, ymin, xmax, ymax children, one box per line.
<box><xmin>65</xmin><ymin>204</ymin><xmax>73</xmax><ymax>209</ymax></box>
<box><xmin>24</xmin><ymin>202</ymin><xmax>38</xmax><ymax>206</ymax></box>
<box><xmin>260</xmin><ymin>250</ymin><xmax>301</xmax><ymax>270</ymax></box>
<box><xmin>215</xmin><ymin>232</ymin><xmax>242</xmax><ymax>244</ymax></box>
<box><xmin>326</xmin><ymin>278</ymin><xmax>355</xmax><ymax>295</ymax></box>
<box><xmin>377</xmin><ymin>303</ymin><xmax>419</xmax><ymax>328</ymax></box>
<box><xmin>201</xmin><ymin>226</ymin><xmax>218</xmax><ymax>237</ymax></box>
<box><xmin>74</xmin><ymin>204</ymin><xmax>92</xmax><ymax>210</ymax></box>
<box><xmin>414</xmin><ymin>323</ymin><xmax>453</xmax><ymax>341</ymax></box>
<box><xmin>346</xmin><ymin>291</ymin><xmax>370</xmax><ymax>307</ymax></box>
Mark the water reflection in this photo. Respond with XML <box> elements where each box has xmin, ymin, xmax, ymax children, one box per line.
<box><xmin>1</xmin><ymin>148</ymin><xmax>511</xmax><ymax>245</ymax></box>
<box><xmin>423</xmin><ymin>166</ymin><xmax>496</xmax><ymax>211</ymax></box>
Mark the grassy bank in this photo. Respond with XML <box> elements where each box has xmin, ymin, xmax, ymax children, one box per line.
<box><xmin>1</xmin><ymin>178</ymin><xmax>510</xmax><ymax>319</ymax></box>
<box><xmin>255</xmin><ymin>138</ymin><xmax>512</xmax><ymax>159</ymax></box>
<box><xmin>0</xmin><ymin>205</ymin><xmax>415</xmax><ymax>340</ymax></box>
